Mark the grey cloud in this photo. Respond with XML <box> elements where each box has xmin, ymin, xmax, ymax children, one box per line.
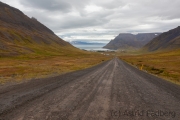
<box><xmin>20</xmin><ymin>0</ymin><xmax>72</xmax><ymax>12</ymax></box>
<box><xmin>2</xmin><ymin>0</ymin><xmax>180</xmax><ymax>41</ymax></box>
<box><xmin>97</xmin><ymin>0</ymin><xmax>126</xmax><ymax>9</ymax></box>
<box><xmin>59</xmin><ymin>30</ymin><xmax>117</xmax><ymax>36</ymax></box>
<box><xmin>59</xmin><ymin>17</ymin><xmax>109</xmax><ymax>29</ymax></box>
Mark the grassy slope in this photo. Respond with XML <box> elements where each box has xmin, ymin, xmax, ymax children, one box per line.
<box><xmin>0</xmin><ymin>48</ymin><xmax>112</xmax><ymax>84</ymax></box>
<box><xmin>119</xmin><ymin>49</ymin><xmax>180</xmax><ymax>84</ymax></box>
<box><xmin>0</xmin><ymin>4</ymin><xmax>113</xmax><ymax>84</ymax></box>
<box><xmin>0</xmin><ymin>27</ymin><xmax>112</xmax><ymax>84</ymax></box>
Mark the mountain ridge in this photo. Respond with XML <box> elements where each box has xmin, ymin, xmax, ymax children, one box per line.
<box><xmin>70</xmin><ymin>41</ymin><xmax>106</xmax><ymax>45</ymax></box>
<box><xmin>0</xmin><ymin>1</ymin><xmax>73</xmax><ymax>57</ymax></box>
<box><xmin>103</xmin><ymin>33</ymin><xmax>161</xmax><ymax>50</ymax></box>
<box><xmin>143</xmin><ymin>26</ymin><xmax>180</xmax><ymax>52</ymax></box>
<box><xmin>0</xmin><ymin>1</ymin><xmax>54</xmax><ymax>34</ymax></box>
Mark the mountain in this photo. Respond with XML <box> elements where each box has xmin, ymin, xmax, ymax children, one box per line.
<box><xmin>143</xmin><ymin>26</ymin><xmax>180</xmax><ymax>52</ymax></box>
<box><xmin>70</xmin><ymin>41</ymin><xmax>105</xmax><ymax>45</ymax></box>
<box><xmin>103</xmin><ymin>33</ymin><xmax>160</xmax><ymax>50</ymax></box>
<box><xmin>0</xmin><ymin>1</ymin><xmax>73</xmax><ymax>57</ymax></box>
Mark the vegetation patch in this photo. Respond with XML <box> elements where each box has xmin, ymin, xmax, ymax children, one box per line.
<box><xmin>119</xmin><ymin>49</ymin><xmax>180</xmax><ymax>85</ymax></box>
<box><xmin>0</xmin><ymin>46</ymin><xmax>112</xmax><ymax>84</ymax></box>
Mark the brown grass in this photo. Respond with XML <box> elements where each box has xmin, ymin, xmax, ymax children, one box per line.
<box><xmin>119</xmin><ymin>49</ymin><xmax>180</xmax><ymax>85</ymax></box>
<box><xmin>0</xmin><ymin>52</ymin><xmax>112</xmax><ymax>84</ymax></box>
<box><xmin>0</xmin><ymin>19</ymin><xmax>113</xmax><ymax>84</ymax></box>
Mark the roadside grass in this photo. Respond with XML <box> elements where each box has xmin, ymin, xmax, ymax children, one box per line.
<box><xmin>0</xmin><ymin>49</ymin><xmax>112</xmax><ymax>84</ymax></box>
<box><xmin>119</xmin><ymin>49</ymin><xmax>180</xmax><ymax>85</ymax></box>
<box><xmin>0</xmin><ymin>25</ymin><xmax>113</xmax><ymax>84</ymax></box>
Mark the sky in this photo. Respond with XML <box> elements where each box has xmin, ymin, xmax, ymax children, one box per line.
<box><xmin>1</xmin><ymin>0</ymin><xmax>180</xmax><ymax>42</ymax></box>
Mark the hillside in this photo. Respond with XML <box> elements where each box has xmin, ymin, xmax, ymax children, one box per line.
<box><xmin>0</xmin><ymin>1</ymin><xmax>73</xmax><ymax>57</ymax></box>
<box><xmin>143</xmin><ymin>26</ymin><xmax>180</xmax><ymax>52</ymax></box>
<box><xmin>0</xmin><ymin>2</ymin><xmax>112</xmax><ymax>84</ymax></box>
<box><xmin>119</xmin><ymin>49</ymin><xmax>180</xmax><ymax>84</ymax></box>
<box><xmin>103</xmin><ymin>33</ymin><xmax>160</xmax><ymax>50</ymax></box>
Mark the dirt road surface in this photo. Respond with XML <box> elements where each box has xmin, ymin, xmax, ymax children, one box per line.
<box><xmin>0</xmin><ymin>58</ymin><xmax>180</xmax><ymax>120</ymax></box>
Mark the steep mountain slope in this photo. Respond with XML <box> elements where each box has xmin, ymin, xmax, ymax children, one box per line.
<box><xmin>143</xmin><ymin>26</ymin><xmax>180</xmax><ymax>52</ymax></box>
<box><xmin>0</xmin><ymin>1</ymin><xmax>73</xmax><ymax>57</ymax></box>
<box><xmin>103</xmin><ymin>33</ymin><xmax>160</xmax><ymax>50</ymax></box>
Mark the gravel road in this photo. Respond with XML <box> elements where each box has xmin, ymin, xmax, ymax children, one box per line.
<box><xmin>0</xmin><ymin>58</ymin><xmax>180</xmax><ymax>120</ymax></box>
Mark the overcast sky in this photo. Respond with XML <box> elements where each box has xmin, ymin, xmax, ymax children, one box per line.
<box><xmin>1</xmin><ymin>0</ymin><xmax>180</xmax><ymax>42</ymax></box>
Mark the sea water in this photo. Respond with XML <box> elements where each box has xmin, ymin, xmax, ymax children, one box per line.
<box><xmin>72</xmin><ymin>44</ymin><xmax>110</xmax><ymax>51</ymax></box>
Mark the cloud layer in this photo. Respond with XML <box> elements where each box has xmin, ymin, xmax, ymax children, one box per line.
<box><xmin>1</xmin><ymin>0</ymin><xmax>180</xmax><ymax>41</ymax></box>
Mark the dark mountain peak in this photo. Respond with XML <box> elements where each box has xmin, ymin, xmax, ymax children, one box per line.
<box><xmin>31</xmin><ymin>17</ymin><xmax>37</xmax><ymax>21</ymax></box>
<box><xmin>118</xmin><ymin>33</ymin><xmax>135</xmax><ymax>37</ymax></box>
<box><xmin>0</xmin><ymin>1</ymin><xmax>19</xmax><ymax>10</ymax></box>
<box><xmin>143</xmin><ymin>26</ymin><xmax>180</xmax><ymax>51</ymax></box>
<box><xmin>119</xmin><ymin>33</ymin><xmax>133</xmax><ymax>35</ymax></box>
<box><xmin>104</xmin><ymin>33</ymin><xmax>160</xmax><ymax>50</ymax></box>
<box><xmin>0</xmin><ymin>1</ymin><xmax>54</xmax><ymax>34</ymax></box>
<box><xmin>163</xmin><ymin>26</ymin><xmax>180</xmax><ymax>35</ymax></box>
<box><xmin>0</xmin><ymin>1</ymin><xmax>72</xmax><ymax>56</ymax></box>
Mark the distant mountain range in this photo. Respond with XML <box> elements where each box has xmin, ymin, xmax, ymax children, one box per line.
<box><xmin>143</xmin><ymin>26</ymin><xmax>180</xmax><ymax>52</ymax></box>
<box><xmin>103</xmin><ymin>33</ymin><xmax>161</xmax><ymax>50</ymax></box>
<box><xmin>0</xmin><ymin>1</ymin><xmax>73</xmax><ymax>57</ymax></box>
<box><xmin>70</xmin><ymin>41</ymin><xmax>106</xmax><ymax>45</ymax></box>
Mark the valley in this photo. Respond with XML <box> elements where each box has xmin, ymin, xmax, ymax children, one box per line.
<box><xmin>0</xmin><ymin>1</ymin><xmax>180</xmax><ymax>119</ymax></box>
<box><xmin>0</xmin><ymin>2</ymin><xmax>112</xmax><ymax>84</ymax></box>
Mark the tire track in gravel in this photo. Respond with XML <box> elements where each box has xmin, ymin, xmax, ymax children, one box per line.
<box><xmin>0</xmin><ymin>58</ymin><xmax>180</xmax><ymax>120</ymax></box>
